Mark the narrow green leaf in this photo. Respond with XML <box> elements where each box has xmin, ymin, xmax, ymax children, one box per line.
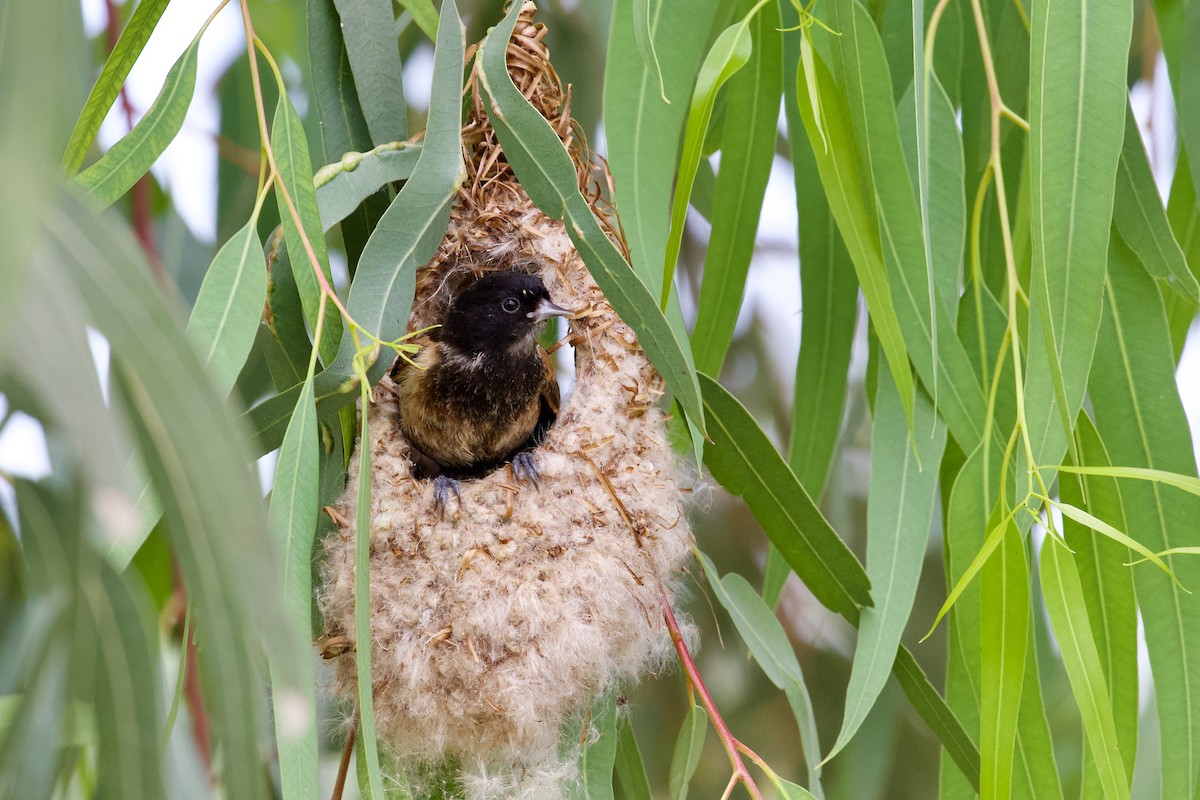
<box><xmin>614</xmin><ymin>717</ymin><xmax>653</xmax><ymax>800</ymax></box>
<box><xmin>477</xmin><ymin>0</ymin><xmax>706</xmax><ymax>444</ymax></box>
<box><xmin>1090</xmin><ymin>240</ymin><xmax>1200</xmax><ymax>797</ymax></box>
<box><xmin>271</xmin><ymin>91</ymin><xmax>342</xmax><ymax>366</ymax></box>
<box><xmin>333</xmin><ymin>0</ymin><xmax>408</xmax><ymax>144</ymax></box>
<box><xmin>794</xmin><ymin>41</ymin><xmax>917</xmax><ymax>436</ymax></box>
<box><xmin>308</xmin><ymin>0</ymin><xmax>375</xmax><ymax>162</ymax></box>
<box><xmin>1113</xmin><ymin>108</ymin><xmax>1199</xmax><ymax>305</ymax></box>
<box><xmin>1039</xmin><ymin>536</ymin><xmax>1130</xmax><ymax>800</ymax></box>
<box><xmin>397</xmin><ymin>0</ymin><xmax>438</xmax><ymax>40</ymax></box>
<box><xmin>696</xmin><ymin>552</ymin><xmax>824</xmax><ymax>793</ymax></box>
<box><xmin>1051</xmin><ymin>465</ymin><xmax>1200</xmax><ymax>500</ymax></box>
<box><xmin>268</xmin><ymin>379</ymin><xmax>320</xmax><ymax>800</ymax></box>
<box><xmin>1165</xmin><ymin>150</ymin><xmax>1200</xmax><ymax>355</ymax></box>
<box><xmin>315</xmin><ymin>141</ymin><xmax>422</xmax><ymax>230</ymax></box>
<box><xmin>62</xmin><ymin>0</ymin><xmax>171</xmax><ymax>173</ymax></box>
<box><xmin>75</xmin><ymin>36</ymin><xmax>199</xmax><ymax>208</ymax></box>
<box><xmin>186</xmin><ymin>220</ymin><xmax>267</xmax><ymax>395</ymax></box>
<box><xmin>354</xmin><ymin>380</ymin><xmax>385</xmax><ymax>799</ymax></box>
<box><xmin>772</xmin><ymin>777</ymin><xmax>820</xmax><ymax>800</ymax></box>
<box><xmin>568</xmin><ymin>694</ymin><xmax>617</xmax><ymax>800</ymax></box>
<box><xmin>661</xmin><ymin>0</ymin><xmax>769</xmax><ymax>306</ymax></box>
<box><xmin>604</xmin><ymin>0</ymin><xmax>719</xmax><ymax>290</ymax></box>
<box><xmin>892</xmin><ymin>646</ymin><xmax>980</xmax><ymax>792</ymax></box>
<box><xmin>631</xmin><ymin>0</ymin><xmax>668</xmax><ymax>103</ymax></box>
<box><xmin>826</xmin><ymin>379</ymin><xmax>946</xmax><ymax>762</ymax></box>
<box><xmin>1061</xmin><ymin>416</ymin><xmax>1138</xmax><ymax>798</ymax></box>
<box><xmin>48</xmin><ymin>191</ymin><xmax>300</xmax><ymax>799</ymax></box>
<box><xmin>777</xmin><ymin>0</ymin><xmax>859</xmax><ymax>611</ymax></box>
<box><xmin>668</xmin><ymin>704</ymin><xmax>707</xmax><ymax>800</ymax></box>
<box><xmin>690</xmin><ymin>0</ymin><xmax>782</xmax><ymax>375</ymax></box>
<box><xmin>700</xmin><ymin>373</ymin><xmax>872</xmax><ymax>617</ymax></box>
<box><xmin>91</xmin><ymin>563</ymin><xmax>165</xmax><ymax>800</ymax></box>
<box><xmin>1025</xmin><ymin>0</ymin><xmax>1132</xmax><ymax>464</ymax></box>
<box><xmin>979</xmin><ymin>517</ymin><xmax>1029</xmax><ymax>800</ymax></box>
<box><xmin>1047</xmin><ymin>498</ymin><xmax>1178</xmax><ymax>584</ymax></box>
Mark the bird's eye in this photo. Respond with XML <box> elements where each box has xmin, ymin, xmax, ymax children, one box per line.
<box><xmin>501</xmin><ymin>297</ymin><xmax>521</xmax><ymax>313</ymax></box>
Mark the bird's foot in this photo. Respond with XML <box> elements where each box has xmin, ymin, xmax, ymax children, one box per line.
<box><xmin>433</xmin><ymin>475</ymin><xmax>462</xmax><ymax>519</ymax></box>
<box><xmin>510</xmin><ymin>451</ymin><xmax>540</xmax><ymax>488</ymax></box>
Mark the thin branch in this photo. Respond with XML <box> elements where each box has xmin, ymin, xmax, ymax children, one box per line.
<box><xmin>661</xmin><ymin>586</ymin><xmax>766</xmax><ymax>800</ymax></box>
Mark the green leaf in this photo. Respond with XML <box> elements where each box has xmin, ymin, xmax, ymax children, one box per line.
<box><xmin>397</xmin><ymin>0</ymin><xmax>438</xmax><ymax>40</ymax></box>
<box><xmin>91</xmin><ymin>562</ymin><xmax>165</xmax><ymax>800</ymax></box>
<box><xmin>315</xmin><ymin>141</ymin><xmax>422</xmax><ymax>230</ymax></box>
<box><xmin>333</xmin><ymin>0</ymin><xmax>408</xmax><ymax>144</ymax></box>
<box><xmin>603</xmin><ymin>0</ymin><xmax>718</xmax><ymax>290</ymax></box>
<box><xmin>668</xmin><ymin>704</ymin><xmax>707</xmax><ymax>800</ymax></box>
<box><xmin>661</xmin><ymin>0</ymin><xmax>769</xmax><ymax>306</ymax></box>
<box><xmin>771</xmin><ymin>777</ymin><xmax>820</xmax><ymax>800</ymax></box>
<box><xmin>567</xmin><ymin>694</ymin><xmax>617</xmax><ymax>800</ymax></box>
<box><xmin>1025</xmin><ymin>0</ymin><xmax>1132</xmax><ymax>465</ymax></box>
<box><xmin>1060</xmin><ymin>416</ymin><xmax>1138</xmax><ymax>798</ymax></box>
<box><xmin>979</xmin><ymin>514</ymin><xmax>1029</xmax><ymax>800</ymax></box>
<box><xmin>614</xmin><ymin>717</ymin><xmax>653</xmax><ymax>800</ymax></box>
<box><xmin>892</xmin><ymin>646</ymin><xmax>980</xmax><ymax>792</ymax></box>
<box><xmin>186</xmin><ymin>220</ymin><xmax>268</xmax><ymax>395</ymax></box>
<box><xmin>631</xmin><ymin>0</ymin><xmax>668</xmax><ymax>103</ymax></box>
<box><xmin>1039</xmin><ymin>536</ymin><xmax>1130</xmax><ymax>800</ymax></box>
<box><xmin>696</xmin><ymin>552</ymin><xmax>824</xmax><ymax>792</ymax></box>
<box><xmin>61</xmin><ymin>0</ymin><xmax>171</xmax><ymax>173</ymax></box>
<box><xmin>271</xmin><ymin>91</ymin><xmax>343</xmax><ymax>366</ymax></box>
<box><xmin>247</xmin><ymin>0</ymin><xmax>465</xmax><ymax>455</ymax></box>
<box><xmin>48</xmin><ymin>190</ymin><xmax>300</xmax><ymax>800</ymax></box>
<box><xmin>74</xmin><ymin>35</ymin><xmax>199</xmax><ymax>209</ymax></box>
<box><xmin>690</xmin><ymin>0</ymin><xmax>782</xmax><ymax>375</ymax></box>
<box><xmin>774</xmin><ymin>1</ymin><xmax>859</xmax><ymax>612</ymax></box>
<box><xmin>1047</xmin><ymin>497</ymin><xmax>1178</xmax><ymax>583</ymax></box>
<box><xmin>1051</xmin><ymin>465</ymin><xmax>1200</xmax><ymax>500</ymax></box>
<box><xmin>1113</xmin><ymin>108</ymin><xmax>1199</xmax><ymax>305</ymax></box>
<box><xmin>826</xmin><ymin>379</ymin><xmax>946</xmax><ymax>762</ymax></box>
<box><xmin>477</xmin><ymin>0</ymin><xmax>706</xmax><ymax>444</ymax></box>
<box><xmin>699</xmin><ymin>373</ymin><xmax>871</xmax><ymax>617</ymax></box>
<box><xmin>308</xmin><ymin>0</ymin><xmax>375</xmax><ymax>162</ymax></box>
<box><xmin>794</xmin><ymin>39</ymin><xmax>918</xmax><ymax>438</ymax></box>
<box><xmin>267</xmin><ymin>379</ymin><xmax>320</xmax><ymax>800</ymax></box>
<box><xmin>1090</xmin><ymin>239</ymin><xmax>1200</xmax><ymax>796</ymax></box>
<box><xmin>354</xmin><ymin>379</ymin><xmax>385</xmax><ymax>799</ymax></box>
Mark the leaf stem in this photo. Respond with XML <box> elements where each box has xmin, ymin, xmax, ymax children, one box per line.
<box><xmin>660</xmin><ymin>586</ymin><xmax>767</xmax><ymax>800</ymax></box>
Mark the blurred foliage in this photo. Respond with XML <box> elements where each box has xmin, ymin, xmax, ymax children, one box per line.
<box><xmin>3</xmin><ymin>0</ymin><xmax>1200</xmax><ymax>798</ymax></box>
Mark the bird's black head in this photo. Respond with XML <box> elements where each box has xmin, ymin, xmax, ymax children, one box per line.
<box><xmin>441</xmin><ymin>271</ymin><xmax>570</xmax><ymax>355</ymax></box>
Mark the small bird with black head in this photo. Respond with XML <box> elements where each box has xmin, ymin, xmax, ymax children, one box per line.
<box><xmin>390</xmin><ymin>270</ymin><xmax>573</xmax><ymax>514</ymax></box>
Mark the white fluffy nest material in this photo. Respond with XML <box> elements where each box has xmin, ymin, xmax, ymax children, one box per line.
<box><xmin>317</xmin><ymin>3</ymin><xmax>695</xmax><ymax>793</ymax></box>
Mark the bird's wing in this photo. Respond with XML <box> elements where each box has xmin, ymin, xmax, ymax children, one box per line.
<box><xmin>531</xmin><ymin>346</ymin><xmax>559</xmax><ymax>446</ymax></box>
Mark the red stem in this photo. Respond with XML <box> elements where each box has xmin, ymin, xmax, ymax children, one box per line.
<box><xmin>104</xmin><ymin>0</ymin><xmax>166</xmax><ymax>287</ymax></box>
<box><xmin>660</xmin><ymin>586</ymin><xmax>766</xmax><ymax>800</ymax></box>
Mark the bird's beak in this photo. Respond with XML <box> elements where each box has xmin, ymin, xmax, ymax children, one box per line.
<box><xmin>529</xmin><ymin>298</ymin><xmax>573</xmax><ymax>323</ymax></box>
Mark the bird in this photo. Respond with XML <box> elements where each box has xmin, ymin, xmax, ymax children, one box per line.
<box><xmin>390</xmin><ymin>270</ymin><xmax>573</xmax><ymax>515</ymax></box>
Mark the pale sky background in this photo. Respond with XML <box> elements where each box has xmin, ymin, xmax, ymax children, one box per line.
<box><xmin>1</xmin><ymin>0</ymin><xmax>1198</xmax><ymax>494</ymax></box>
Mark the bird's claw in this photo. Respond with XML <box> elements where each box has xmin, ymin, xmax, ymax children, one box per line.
<box><xmin>433</xmin><ymin>475</ymin><xmax>462</xmax><ymax>519</ymax></box>
<box><xmin>510</xmin><ymin>451</ymin><xmax>540</xmax><ymax>488</ymax></box>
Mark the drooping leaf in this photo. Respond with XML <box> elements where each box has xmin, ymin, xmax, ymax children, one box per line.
<box><xmin>566</xmin><ymin>694</ymin><xmax>617</xmax><ymax>800</ymax></box>
<box><xmin>332</xmin><ymin>0</ymin><xmax>408</xmax><ymax>145</ymax></box>
<box><xmin>667</xmin><ymin>704</ymin><xmax>707</xmax><ymax>800</ymax></box>
<box><xmin>690</xmin><ymin>0</ymin><xmax>782</xmax><ymax>376</ymax></box>
<box><xmin>1039</xmin><ymin>536</ymin><xmax>1130</xmax><ymax>800</ymax></box>
<box><xmin>826</xmin><ymin>379</ymin><xmax>946</xmax><ymax>762</ymax></box>
<box><xmin>75</xmin><ymin>35</ymin><xmax>199</xmax><ymax>208</ymax></box>
<box><xmin>267</xmin><ymin>378</ymin><xmax>320</xmax><ymax>800</ymax></box>
<box><xmin>271</xmin><ymin>91</ymin><xmax>342</xmax><ymax>366</ymax></box>
<box><xmin>186</xmin><ymin>220</ymin><xmax>268</xmax><ymax>396</ymax></box>
<box><xmin>1090</xmin><ymin>238</ymin><xmax>1200</xmax><ymax>797</ymax></box>
<box><xmin>61</xmin><ymin>0</ymin><xmax>171</xmax><ymax>173</ymax></box>
<box><xmin>661</xmin><ymin>0</ymin><xmax>769</xmax><ymax>306</ymax></box>
<box><xmin>614</xmin><ymin>717</ymin><xmax>653</xmax><ymax>800</ymax></box>
<box><xmin>397</xmin><ymin>0</ymin><xmax>438</xmax><ymax>41</ymax></box>
<box><xmin>477</xmin><ymin>0</ymin><xmax>706</xmax><ymax>445</ymax></box>
<box><xmin>700</xmin><ymin>373</ymin><xmax>871</xmax><ymax>617</ymax></box>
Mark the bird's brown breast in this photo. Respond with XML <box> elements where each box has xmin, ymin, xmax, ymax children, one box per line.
<box><xmin>395</xmin><ymin>341</ymin><xmax>550</xmax><ymax>474</ymax></box>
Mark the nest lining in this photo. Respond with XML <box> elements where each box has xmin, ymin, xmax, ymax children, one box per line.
<box><xmin>318</xmin><ymin>3</ymin><xmax>695</xmax><ymax>793</ymax></box>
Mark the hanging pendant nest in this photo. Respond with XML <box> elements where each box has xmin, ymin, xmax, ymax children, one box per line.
<box><xmin>318</xmin><ymin>2</ymin><xmax>694</xmax><ymax>793</ymax></box>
